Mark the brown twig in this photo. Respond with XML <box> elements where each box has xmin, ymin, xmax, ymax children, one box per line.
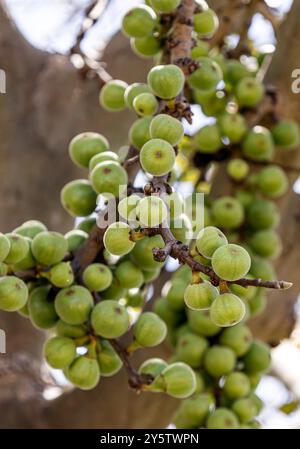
<box><xmin>110</xmin><ymin>339</ymin><xmax>153</xmax><ymax>390</ymax></box>
<box><xmin>256</xmin><ymin>1</ymin><xmax>281</xmax><ymax>31</ymax></box>
<box><xmin>141</xmin><ymin>223</ymin><xmax>292</xmax><ymax>290</ymax></box>
<box><xmin>69</xmin><ymin>0</ymin><xmax>112</xmax><ymax>85</ymax></box>
<box><xmin>209</xmin><ymin>0</ymin><xmax>244</xmax><ymax>48</ymax></box>
<box><xmin>229</xmin><ymin>0</ymin><xmax>261</xmax><ymax>58</ymax></box>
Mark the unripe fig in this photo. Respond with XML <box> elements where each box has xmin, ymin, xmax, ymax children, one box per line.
<box><xmin>150</xmin><ymin>0</ymin><xmax>180</xmax><ymax>13</ymax></box>
<box><xmin>61</xmin><ymin>179</ymin><xmax>97</xmax><ymax>217</ymax></box>
<box><xmin>150</xmin><ymin>114</ymin><xmax>184</xmax><ymax>146</ymax></box>
<box><xmin>249</xmin><ymin>393</ymin><xmax>264</xmax><ymax>413</ymax></box>
<box><xmin>191</xmin><ymin>40</ymin><xmax>210</xmax><ymax>58</ymax></box>
<box><xmin>219</xmin><ymin>323</ymin><xmax>253</xmax><ymax>357</ymax></box>
<box><xmin>188</xmin><ymin>57</ymin><xmax>222</xmax><ymax>91</ymax></box>
<box><xmin>232</xmin><ymin>397</ymin><xmax>258</xmax><ymax>423</ymax></box>
<box><xmin>246</xmin><ymin>199</ymin><xmax>279</xmax><ymax>230</ymax></box>
<box><xmin>137</xmin><ymin>196</ymin><xmax>168</xmax><ymax>227</ymax></box>
<box><xmin>187</xmin><ymin>309</ymin><xmax>220</xmax><ymax>337</ymax></box>
<box><xmin>65</xmin><ymin>355</ymin><xmax>100</xmax><ymax>390</ymax></box>
<box><xmin>104</xmin><ymin>222</ymin><xmax>135</xmax><ymax>256</ymax></box>
<box><xmin>125</xmin><ymin>83</ymin><xmax>151</xmax><ymax>109</ymax></box>
<box><xmin>166</xmin><ymin>278</ymin><xmax>187</xmax><ymax>311</ymax></box>
<box><xmin>122</xmin><ymin>5</ymin><xmax>157</xmax><ymax>38</ymax></box>
<box><xmin>133</xmin><ymin>311</ymin><xmax>167</xmax><ymax>347</ymax></box>
<box><xmin>147</xmin><ymin>64</ymin><xmax>185</xmax><ymax>99</ymax></box>
<box><xmin>248</xmin><ymin>372</ymin><xmax>262</xmax><ymax>389</ymax></box>
<box><xmin>248</xmin><ymin>291</ymin><xmax>267</xmax><ymax>316</ymax></box>
<box><xmin>4</xmin><ymin>234</ymin><xmax>29</xmax><ymax>264</ymax></box>
<box><xmin>219</xmin><ymin>112</ymin><xmax>247</xmax><ymax>143</ymax></box>
<box><xmin>91</xmin><ymin>300</ymin><xmax>130</xmax><ymax>339</ymax></box>
<box><xmin>242</xmin><ymin>126</ymin><xmax>274</xmax><ymax>161</ymax></box>
<box><xmin>56</xmin><ymin>320</ymin><xmax>88</xmax><ymax>338</ymax></box>
<box><xmin>164</xmin><ymin>191</ymin><xmax>184</xmax><ymax>219</ymax></box>
<box><xmin>272</xmin><ymin>120</ymin><xmax>300</xmax><ymax>149</ymax></box>
<box><xmin>29</xmin><ymin>286</ymin><xmax>58</xmax><ymax>329</ymax></box>
<box><xmin>196</xmin><ymin>226</ymin><xmax>228</xmax><ymax>259</ymax></box>
<box><xmin>46</xmin><ymin>262</ymin><xmax>74</xmax><ymax>288</ymax></box>
<box><xmin>257</xmin><ymin>165</ymin><xmax>288</xmax><ymax>198</ymax></box>
<box><xmin>32</xmin><ymin>231</ymin><xmax>67</xmax><ymax>266</ymax></box>
<box><xmin>194</xmin><ymin>124</ymin><xmax>222</xmax><ymax>153</ymax></box>
<box><xmin>206</xmin><ymin>408</ymin><xmax>239</xmax><ymax>429</ymax></box>
<box><xmin>118</xmin><ymin>194</ymin><xmax>141</xmax><ymax>222</ymax></box>
<box><xmin>69</xmin><ymin>132</ymin><xmax>109</xmax><ymax>168</ymax></box>
<box><xmin>44</xmin><ymin>336</ymin><xmax>76</xmax><ymax>369</ymax></box>
<box><xmin>55</xmin><ymin>286</ymin><xmax>93</xmax><ymax>325</ymax></box>
<box><xmin>227</xmin><ymin>158</ymin><xmax>249</xmax><ymax>181</ymax></box>
<box><xmin>210</xmin><ymin>293</ymin><xmax>246</xmax><ymax>327</ymax></box>
<box><xmin>248</xmin><ymin>229</ymin><xmax>282</xmax><ymax>259</ymax></box>
<box><xmin>184</xmin><ymin>282</ymin><xmax>218</xmax><ymax>310</ymax></box>
<box><xmin>101</xmin><ymin>277</ymin><xmax>126</xmax><ymax>301</ymax></box>
<box><xmin>115</xmin><ymin>260</ymin><xmax>143</xmax><ymax>289</ymax></box>
<box><xmin>97</xmin><ymin>339</ymin><xmax>123</xmax><ymax>377</ymax></box>
<box><xmin>76</xmin><ymin>217</ymin><xmax>96</xmax><ymax>234</ymax></box>
<box><xmin>174</xmin><ymin>393</ymin><xmax>214</xmax><ymax>429</ymax></box>
<box><xmin>204</xmin><ymin>345</ymin><xmax>236</xmax><ymax>377</ymax></box>
<box><xmin>155</xmin><ymin>362</ymin><xmax>196</xmax><ymax>398</ymax></box>
<box><xmin>129</xmin><ymin>116</ymin><xmax>152</xmax><ymax>149</ymax></box>
<box><xmin>212</xmin><ymin>243</ymin><xmax>251</xmax><ymax>281</ymax></box>
<box><xmin>176</xmin><ymin>333</ymin><xmax>208</xmax><ymax>368</ymax></box>
<box><xmin>250</xmin><ymin>257</ymin><xmax>276</xmax><ymax>281</ymax></box>
<box><xmin>212</xmin><ymin>196</ymin><xmax>244</xmax><ymax>230</ymax></box>
<box><xmin>65</xmin><ymin>229</ymin><xmax>88</xmax><ymax>252</ymax></box>
<box><xmin>235</xmin><ymin>189</ymin><xmax>254</xmax><ymax>208</ymax></box>
<box><xmin>12</xmin><ymin>239</ymin><xmax>36</xmax><ymax>271</ymax></box>
<box><xmin>172</xmin><ymin>264</ymin><xmax>193</xmax><ymax>283</ymax></box>
<box><xmin>170</xmin><ymin>214</ymin><xmax>192</xmax><ymax>244</ymax></box>
<box><xmin>223</xmin><ymin>372</ymin><xmax>251</xmax><ymax>399</ymax></box>
<box><xmin>225</xmin><ymin>60</ymin><xmax>250</xmax><ymax>85</ymax></box>
<box><xmin>131</xmin><ymin>36</ymin><xmax>161</xmax><ymax>58</ymax></box>
<box><xmin>138</xmin><ymin>358</ymin><xmax>168</xmax><ymax>378</ymax></box>
<box><xmin>230</xmin><ymin>276</ymin><xmax>257</xmax><ymax>301</ymax></box>
<box><xmin>140</xmin><ymin>138</ymin><xmax>176</xmax><ymax>175</ymax></box>
<box><xmin>153</xmin><ymin>297</ymin><xmax>181</xmax><ymax>328</ymax></box>
<box><xmin>0</xmin><ymin>262</ymin><xmax>8</xmax><ymax>277</ymax></box>
<box><xmin>235</xmin><ymin>77</ymin><xmax>264</xmax><ymax>107</ymax></box>
<box><xmin>0</xmin><ymin>233</ymin><xmax>10</xmax><ymax>262</ymax></box>
<box><xmin>194</xmin><ymin>89</ymin><xmax>227</xmax><ymax>116</ymax></box>
<box><xmin>130</xmin><ymin>235</ymin><xmax>164</xmax><ymax>271</ymax></box>
<box><xmin>243</xmin><ymin>340</ymin><xmax>271</xmax><ymax>374</ymax></box>
<box><xmin>99</xmin><ymin>79</ymin><xmax>127</xmax><ymax>111</ymax></box>
<box><xmin>0</xmin><ymin>276</ymin><xmax>28</xmax><ymax>312</ymax></box>
<box><xmin>90</xmin><ymin>160</ymin><xmax>128</xmax><ymax>197</ymax></box>
<box><xmin>133</xmin><ymin>92</ymin><xmax>158</xmax><ymax>116</ymax></box>
<box><xmin>126</xmin><ymin>290</ymin><xmax>145</xmax><ymax>308</ymax></box>
<box><xmin>13</xmin><ymin>220</ymin><xmax>47</xmax><ymax>239</ymax></box>
<box><xmin>83</xmin><ymin>263</ymin><xmax>113</xmax><ymax>292</ymax></box>
<box><xmin>89</xmin><ymin>151</ymin><xmax>119</xmax><ymax>171</ymax></box>
<box><xmin>194</xmin><ymin>9</ymin><xmax>219</xmax><ymax>37</ymax></box>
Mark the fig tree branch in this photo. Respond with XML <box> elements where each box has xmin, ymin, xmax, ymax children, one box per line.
<box><xmin>110</xmin><ymin>339</ymin><xmax>153</xmax><ymax>390</ymax></box>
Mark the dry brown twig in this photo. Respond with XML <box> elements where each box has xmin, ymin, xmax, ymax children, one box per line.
<box><xmin>69</xmin><ymin>0</ymin><xmax>112</xmax><ymax>85</ymax></box>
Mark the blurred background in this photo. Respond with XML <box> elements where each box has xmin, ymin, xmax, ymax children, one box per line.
<box><xmin>0</xmin><ymin>0</ymin><xmax>300</xmax><ymax>428</ymax></box>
